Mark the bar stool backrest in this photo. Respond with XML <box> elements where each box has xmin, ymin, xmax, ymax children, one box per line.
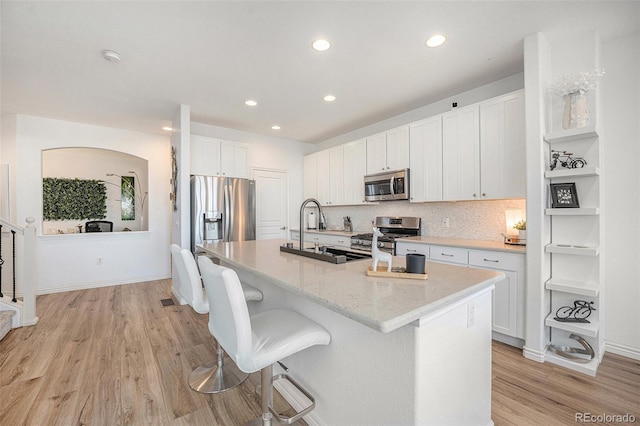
<box><xmin>170</xmin><ymin>244</ymin><xmax>209</xmax><ymax>314</ymax></box>
<box><xmin>198</xmin><ymin>256</ymin><xmax>252</xmax><ymax>371</ymax></box>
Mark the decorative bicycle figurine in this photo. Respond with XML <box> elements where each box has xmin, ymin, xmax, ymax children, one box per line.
<box><xmin>554</xmin><ymin>300</ymin><xmax>596</xmax><ymax>323</ymax></box>
<box><xmin>550</xmin><ymin>150</ymin><xmax>587</xmax><ymax>170</ymax></box>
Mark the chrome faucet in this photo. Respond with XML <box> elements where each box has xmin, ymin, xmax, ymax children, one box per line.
<box><xmin>299</xmin><ymin>198</ymin><xmax>323</xmax><ymax>251</ymax></box>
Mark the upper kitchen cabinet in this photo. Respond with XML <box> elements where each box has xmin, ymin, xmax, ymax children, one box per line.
<box><xmin>342</xmin><ymin>139</ymin><xmax>367</xmax><ymax>204</ymax></box>
<box><xmin>409</xmin><ymin>115</ymin><xmax>443</xmax><ymax>202</ymax></box>
<box><xmin>365</xmin><ymin>126</ymin><xmax>409</xmax><ymax>174</ymax></box>
<box><xmin>442</xmin><ymin>90</ymin><xmax>525</xmax><ymax>201</ymax></box>
<box><xmin>220</xmin><ymin>140</ymin><xmax>249</xmax><ymax>178</ymax></box>
<box><xmin>442</xmin><ymin>104</ymin><xmax>480</xmax><ymax>201</ymax></box>
<box><xmin>479</xmin><ymin>90</ymin><xmax>526</xmax><ymax>199</ymax></box>
<box><xmin>329</xmin><ymin>145</ymin><xmax>345</xmax><ymax>205</ymax></box>
<box><xmin>190</xmin><ymin>135</ymin><xmax>249</xmax><ymax>178</ymax></box>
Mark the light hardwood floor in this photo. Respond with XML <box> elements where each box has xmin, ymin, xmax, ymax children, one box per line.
<box><xmin>0</xmin><ymin>279</ymin><xmax>638</xmax><ymax>425</ymax></box>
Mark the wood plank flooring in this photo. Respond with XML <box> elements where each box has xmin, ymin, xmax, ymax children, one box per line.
<box><xmin>0</xmin><ymin>279</ymin><xmax>638</xmax><ymax>425</ymax></box>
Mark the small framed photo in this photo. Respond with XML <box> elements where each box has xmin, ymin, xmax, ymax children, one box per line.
<box><xmin>550</xmin><ymin>183</ymin><xmax>580</xmax><ymax>208</ymax></box>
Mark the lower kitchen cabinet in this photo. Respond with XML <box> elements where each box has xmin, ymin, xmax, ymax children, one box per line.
<box><xmin>290</xmin><ymin>230</ymin><xmax>351</xmax><ymax>248</ymax></box>
<box><xmin>396</xmin><ymin>241</ymin><xmax>525</xmax><ymax>344</ymax></box>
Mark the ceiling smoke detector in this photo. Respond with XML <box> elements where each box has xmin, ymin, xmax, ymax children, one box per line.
<box><xmin>101</xmin><ymin>50</ymin><xmax>122</xmax><ymax>63</ymax></box>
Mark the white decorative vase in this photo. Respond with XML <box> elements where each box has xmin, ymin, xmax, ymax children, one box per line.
<box><xmin>562</xmin><ymin>91</ymin><xmax>590</xmax><ymax>130</ymax></box>
<box><xmin>518</xmin><ymin>230</ymin><xmax>526</xmax><ymax>242</ymax></box>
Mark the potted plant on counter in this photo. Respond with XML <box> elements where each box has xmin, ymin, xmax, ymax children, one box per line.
<box><xmin>514</xmin><ymin>220</ymin><xmax>526</xmax><ymax>243</ymax></box>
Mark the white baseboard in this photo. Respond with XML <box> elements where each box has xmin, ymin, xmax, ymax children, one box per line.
<box><xmin>606</xmin><ymin>341</ymin><xmax>640</xmax><ymax>361</ymax></box>
<box><xmin>523</xmin><ymin>345</ymin><xmax>546</xmax><ymax>363</ymax></box>
<box><xmin>492</xmin><ymin>332</ymin><xmax>524</xmax><ymax>348</ymax></box>
<box><xmin>36</xmin><ymin>274</ymin><xmax>171</xmax><ymax>295</ymax></box>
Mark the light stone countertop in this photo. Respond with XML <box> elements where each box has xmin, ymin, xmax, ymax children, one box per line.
<box><xmin>401</xmin><ymin>236</ymin><xmax>526</xmax><ymax>254</ymax></box>
<box><xmin>198</xmin><ymin>239</ymin><xmax>503</xmax><ymax>333</ymax></box>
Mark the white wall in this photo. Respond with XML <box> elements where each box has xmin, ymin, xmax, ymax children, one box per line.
<box><xmin>12</xmin><ymin>115</ymin><xmax>171</xmax><ymax>294</ymax></box>
<box><xmin>190</xmin><ymin>122</ymin><xmax>312</xmax><ymax>232</ymax></box>
<box><xmin>602</xmin><ymin>31</ymin><xmax>640</xmax><ymax>358</ymax></box>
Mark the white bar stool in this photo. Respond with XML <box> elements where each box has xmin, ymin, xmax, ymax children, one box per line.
<box><xmin>170</xmin><ymin>244</ymin><xmax>263</xmax><ymax>394</ymax></box>
<box><xmin>198</xmin><ymin>256</ymin><xmax>331</xmax><ymax>426</ymax></box>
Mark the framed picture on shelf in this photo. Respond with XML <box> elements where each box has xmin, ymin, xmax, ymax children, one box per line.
<box><xmin>550</xmin><ymin>183</ymin><xmax>580</xmax><ymax>208</ymax></box>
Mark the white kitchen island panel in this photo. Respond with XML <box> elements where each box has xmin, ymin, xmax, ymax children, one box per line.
<box><xmin>198</xmin><ymin>240</ymin><xmax>499</xmax><ymax>425</ymax></box>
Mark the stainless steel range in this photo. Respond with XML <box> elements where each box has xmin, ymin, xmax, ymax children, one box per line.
<box><xmin>350</xmin><ymin>216</ymin><xmax>421</xmax><ymax>254</ymax></box>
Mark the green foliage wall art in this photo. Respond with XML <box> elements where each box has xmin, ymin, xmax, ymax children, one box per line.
<box><xmin>42</xmin><ymin>178</ymin><xmax>107</xmax><ymax>220</ymax></box>
<box><xmin>121</xmin><ymin>176</ymin><xmax>135</xmax><ymax>220</ymax></box>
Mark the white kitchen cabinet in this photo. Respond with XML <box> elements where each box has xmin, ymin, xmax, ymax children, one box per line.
<box><xmin>479</xmin><ymin>90</ymin><xmax>525</xmax><ymax>199</ymax></box>
<box><xmin>220</xmin><ymin>140</ymin><xmax>249</xmax><ymax>178</ymax></box>
<box><xmin>469</xmin><ymin>250</ymin><xmax>524</xmax><ymax>339</ymax></box>
<box><xmin>190</xmin><ymin>135</ymin><xmax>221</xmax><ymax>176</ymax></box>
<box><xmin>366</xmin><ymin>126</ymin><xmax>410</xmax><ymax>174</ymax></box>
<box><xmin>290</xmin><ymin>230</ymin><xmax>351</xmax><ymax>249</ymax></box>
<box><xmin>385</xmin><ymin>125</ymin><xmax>410</xmax><ymax>171</ymax></box>
<box><xmin>343</xmin><ymin>139</ymin><xmax>367</xmax><ymax>204</ymax></box>
<box><xmin>442</xmin><ymin>105</ymin><xmax>480</xmax><ymax>201</ymax></box>
<box><xmin>191</xmin><ymin>135</ymin><xmax>248</xmax><ymax>178</ymax></box>
<box><xmin>329</xmin><ymin>145</ymin><xmax>345</xmax><ymax>205</ymax></box>
<box><xmin>316</xmin><ymin>149</ymin><xmax>331</xmax><ymax>205</ymax></box>
<box><xmin>409</xmin><ymin>115</ymin><xmax>443</xmax><ymax>202</ymax></box>
<box><xmin>303</xmin><ymin>153</ymin><xmax>317</xmax><ymax>200</ymax></box>
<box><xmin>395</xmin><ymin>241</ymin><xmax>525</xmax><ymax>343</ymax></box>
<box><xmin>366</xmin><ymin>132</ymin><xmax>388</xmax><ymax>174</ymax></box>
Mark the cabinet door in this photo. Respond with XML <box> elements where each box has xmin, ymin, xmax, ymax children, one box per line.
<box><xmin>409</xmin><ymin>116</ymin><xmax>443</xmax><ymax>202</ymax></box>
<box><xmin>316</xmin><ymin>149</ymin><xmax>331</xmax><ymax>206</ymax></box>
<box><xmin>220</xmin><ymin>140</ymin><xmax>249</xmax><ymax>178</ymax></box>
<box><xmin>480</xmin><ymin>91</ymin><xmax>525</xmax><ymax>199</ymax></box>
<box><xmin>491</xmin><ymin>270</ymin><xmax>518</xmax><ymax>337</ymax></box>
<box><xmin>442</xmin><ymin>105</ymin><xmax>480</xmax><ymax>201</ymax></box>
<box><xmin>191</xmin><ymin>135</ymin><xmax>221</xmax><ymax>176</ymax></box>
<box><xmin>386</xmin><ymin>125</ymin><xmax>410</xmax><ymax>171</ymax></box>
<box><xmin>366</xmin><ymin>132</ymin><xmax>387</xmax><ymax>174</ymax></box>
<box><xmin>329</xmin><ymin>145</ymin><xmax>344</xmax><ymax>205</ymax></box>
<box><xmin>303</xmin><ymin>153</ymin><xmax>317</xmax><ymax>200</ymax></box>
<box><xmin>343</xmin><ymin>139</ymin><xmax>367</xmax><ymax>204</ymax></box>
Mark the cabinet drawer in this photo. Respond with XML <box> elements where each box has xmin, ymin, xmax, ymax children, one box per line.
<box><xmin>396</xmin><ymin>242</ymin><xmax>429</xmax><ymax>257</ymax></box>
<box><xmin>324</xmin><ymin>234</ymin><xmax>351</xmax><ymax>248</ymax></box>
<box><xmin>430</xmin><ymin>246</ymin><xmax>468</xmax><ymax>265</ymax></box>
<box><xmin>469</xmin><ymin>250</ymin><xmax>518</xmax><ymax>271</ymax></box>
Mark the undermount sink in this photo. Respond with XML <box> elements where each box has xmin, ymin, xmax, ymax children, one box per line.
<box><xmin>279</xmin><ymin>245</ymin><xmax>370</xmax><ymax>264</ymax></box>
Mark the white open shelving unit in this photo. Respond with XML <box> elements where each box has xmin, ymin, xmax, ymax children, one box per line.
<box><xmin>543</xmin><ymin>118</ymin><xmax>604</xmax><ymax>376</ymax></box>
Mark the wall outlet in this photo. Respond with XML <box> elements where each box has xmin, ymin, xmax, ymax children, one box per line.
<box><xmin>467</xmin><ymin>302</ymin><xmax>475</xmax><ymax>328</ymax></box>
<box><xmin>97</xmin><ymin>257</ymin><xmax>103</xmax><ymax>265</ymax></box>
<box><xmin>442</xmin><ymin>217</ymin><xmax>449</xmax><ymax>228</ymax></box>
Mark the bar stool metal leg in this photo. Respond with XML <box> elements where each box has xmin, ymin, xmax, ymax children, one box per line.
<box><xmin>189</xmin><ymin>342</ymin><xmax>249</xmax><ymax>394</ymax></box>
<box><xmin>246</xmin><ymin>364</ymin><xmax>274</xmax><ymax>426</ymax></box>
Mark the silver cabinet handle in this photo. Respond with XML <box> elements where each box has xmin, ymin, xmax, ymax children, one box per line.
<box><xmin>280</xmin><ymin>226</ymin><xmax>286</xmax><ymax>230</ymax></box>
<box><xmin>441</xmin><ymin>253</ymin><xmax>454</xmax><ymax>257</ymax></box>
<box><xmin>337</xmin><ymin>240</ymin><xmax>345</xmax><ymax>243</ymax></box>
<box><xmin>406</xmin><ymin>249</ymin><xmax>417</xmax><ymax>252</ymax></box>
<box><xmin>483</xmin><ymin>258</ymin><xmax>499</xmax><ymax>263</ymax></box>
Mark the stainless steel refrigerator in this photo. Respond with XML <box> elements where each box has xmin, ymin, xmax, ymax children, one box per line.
<box><xmin>190</xmin><ymin>175</ymin><xmax>256</xmax><ymax>254</ymax></box>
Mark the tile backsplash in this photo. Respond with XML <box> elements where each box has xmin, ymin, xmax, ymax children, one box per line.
<box><xmin>319</xmin><ymin>199</ymin><xmax>526</xmax><ymax>242</ymax></box>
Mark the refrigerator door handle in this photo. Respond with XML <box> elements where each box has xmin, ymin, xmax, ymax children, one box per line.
<box><xmin>224</xmin><ymin>180</ymin><xmax>232</xmax><ymax>242</ymax></box>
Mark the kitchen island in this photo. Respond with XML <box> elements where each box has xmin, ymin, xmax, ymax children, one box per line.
<box><xmin>198</xmin><ymin>239</ymin><xmax>503</xmax><ymax>425</ymax></box>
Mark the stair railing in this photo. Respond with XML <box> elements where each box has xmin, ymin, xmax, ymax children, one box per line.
<box><xmin>0</xmin><ymin>217</ymin><xmax>38</xmax><ymax>326</ymax></box>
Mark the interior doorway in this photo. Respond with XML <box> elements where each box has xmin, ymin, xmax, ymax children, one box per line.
<box><xmin>253</xmin><ymin>168</ymin><xmax>288</xmax><ymax>240</ymax></box>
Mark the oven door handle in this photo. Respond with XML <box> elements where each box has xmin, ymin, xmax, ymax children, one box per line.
<box><xmin>390</xmin><ymin>176</ymin><xmax>395</xmax><ymax>197</ymax></box>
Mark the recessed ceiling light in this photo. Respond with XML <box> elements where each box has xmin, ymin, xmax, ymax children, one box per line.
<box><xmin>271</xmin><ymin>125</ymin><xmax>281</xmax><ymax>130</ymax></box>
<box><xmin>425</xmin><ymin>34</ymin><xmax>447</xmax><ymax>48</ymax></box>
<box><xmin>162</xmin><ymin>126</ymin><xmax>173</xmax><ymax>132</ymax></box>
<box><xmin>312</xmin><ymin>39</ymin><xmax>331</xmax><ymax>52</ymax></box>
<box><xmin>245</xmin><ymin>100</ymin><xmax>257</xmax><ymax>106</ymax></box>
<box><xmin>101</xmin><ymin>49</ymin><xmax>122</xmax><ymax>63</ymax></box>
<box><xmin>323</xmin><ymin>95</ymin><xmax>336</xmax><ymax>102</ymax></box>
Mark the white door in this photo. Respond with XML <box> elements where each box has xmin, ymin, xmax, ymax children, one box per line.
<box><xmin>254</xmin><ymin>168</ymin><xmax>288</xmax><ymax>240</ymax></box>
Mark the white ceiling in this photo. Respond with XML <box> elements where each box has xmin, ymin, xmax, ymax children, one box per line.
<box><xmin>2</xmin><ymin>1</ymin><xmax>638</xmax><ymax>144</ymax></box>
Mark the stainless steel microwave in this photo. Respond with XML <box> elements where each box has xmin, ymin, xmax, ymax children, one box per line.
<box><xmin>364</xmin><ymin>169</ymin><xmax>410</xmax><ymax>201</ymax></box>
